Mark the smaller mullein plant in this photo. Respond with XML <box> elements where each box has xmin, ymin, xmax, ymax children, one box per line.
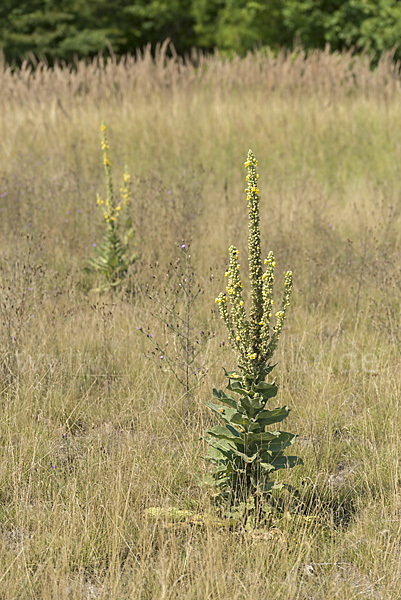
<box><xmin>86</xmin><ymin>123</ymin><xmax>137</xmax><ymax>289</ymax></box>
<box><xmin>205</xmin><ymin>150</ymin><xmax>302</xmax><ymax>521</ymax></box>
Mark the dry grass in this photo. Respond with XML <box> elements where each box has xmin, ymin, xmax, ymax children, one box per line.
<box><xmin>0</xmin><ymin>46</ymin><xmax>401</xmax><ymax>598</ymax></box>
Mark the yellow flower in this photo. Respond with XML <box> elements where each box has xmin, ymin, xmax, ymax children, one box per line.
<box><xmin>244</xmin><ymin>160</ymin><xmax>250</xmax><ymax>167</ymax></box>
<box><xmin>116</xmin><ymin>205</ymin><xmax>121</xmax><ymax>211</ymax></box>
<box><xmin>249</xmin><ymin>353</ymin><xmax>257</xmax><ymax>360</ymax></box>
<box><xmin>219</xmin><ymin>408</ymin><xmax>225</xmax><ymax>414</ymax></box>
<box><xmin>276</xmin><ymin>311</ymin><xmax>284</xmax><ymax>318</ymax></box>
<box><xmin>239</xmin><ymin>300</ymin><xmax>244</xmax><ymax>306</ymax></box>
<box><xmin>252</xmin><ymin>187</ymin><xmax>259</xmax><ymax>194</ymax></box>
<box><xmin>100</xmin><ymin>123</ymin><xmax>107</xmax><ymax>133</ymax></box>
<box><xmin>236</xmin><ymin>336</ymin><xmax>240</xmax><ymax>341</ymax></box>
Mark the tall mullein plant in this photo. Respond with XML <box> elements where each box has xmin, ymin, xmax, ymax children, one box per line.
<box><xmin>86</xmin><ymin>123</ymin><xmax>137</xmax><ymax>288</ymax></box>
<box><xmin>205</xmin><ymin>150</ymin><xmax>302</xmax><ymax>513</ymax></box>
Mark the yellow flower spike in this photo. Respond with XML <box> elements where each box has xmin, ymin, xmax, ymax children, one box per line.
<box><xmin>100</xmin><ymin>123</ymin><xmax>106</xmax><ymax>133</ymax></box>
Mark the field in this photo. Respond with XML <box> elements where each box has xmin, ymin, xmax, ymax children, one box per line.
<box><xmin>1</xmin><ymin>45</ymin><xmax>401</xmax><ymax>598</ymax></box>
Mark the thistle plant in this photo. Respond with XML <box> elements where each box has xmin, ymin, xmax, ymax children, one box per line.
<box><xmin>205</xmin><ymin>150</ymin><xmax>302</xmax><ymax>519</ymax></box>
<box><xmin>86</xmin><ymin>123</ymin><xmax>137</xmax><ymax>289</ymax></box>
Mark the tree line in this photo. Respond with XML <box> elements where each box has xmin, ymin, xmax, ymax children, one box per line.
<box><xmin>1</xmin><ymin>0</ymin><xmax>401</xmax><ymax>64</ymax></box>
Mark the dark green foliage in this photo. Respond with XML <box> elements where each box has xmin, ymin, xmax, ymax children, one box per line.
<box><xmin>1</xmin><ymin>1</ymin><xmax>401</xmax><ymax>65</ymax></box>
<box><xmin>86</xmin><ymin>221</ymin><xmax>136</xmax><ymax>287</ymax></box>
<box><xmin>205</xmin><ymin>367</ymin><xmax>303</xmax><ymax>518</ymax></box>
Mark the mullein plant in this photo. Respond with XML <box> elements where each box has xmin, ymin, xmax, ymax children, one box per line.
<box><xmin>205</xmin><ymin>150</ymin><xmax>302</xmax><ymax>520</ymax></box>
<box><xmin>86</xmin><ymin>123</ymin><xmax>137</xmax><ymax>289</ymax></box>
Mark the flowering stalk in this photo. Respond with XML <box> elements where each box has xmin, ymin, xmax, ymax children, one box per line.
<box><xmin>215</xmin><ymin>150</ymin><xmax>293</xmax><ymax>384</ymax></box>
<box><xmin>206</xmin><ymin>150</ymin><xmax>301</xmax><ymax>520</ymax></box>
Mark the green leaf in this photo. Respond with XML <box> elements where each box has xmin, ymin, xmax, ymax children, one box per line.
<box><xmin>259</xmin><ymin>461</ymin><xmax>277</xmax><ymax>472</ymax></box>
<box><xmin>229</xmin><ymin>412</ymin><xmax>250</xmax><ymax>427</ymax></box>
<box><xmin>227</xmin><ymin>379</ymin><xmax>248</xmax><ymax>394</ymax></box>
<box><xmin>256</xmin><ymin>406</ymin><xmax>290</xmax><ymax>427</ymax></box>
<box><xmin>258</xmin><ymin>432</ymin><xmax>296</xmax><ymax>454</ymax></box>
<box><xmin>212</xmin><ymin>388</ymin><xmax>237</xmax><ymax>409</ymax></box>
<box><xmin>206</xmin><ymin>424</ymin><xmax>241</xmax><ymax>439</ymax></box>
<box><xmin>270</xmin><ymin>455</ymin><xmax>303</xmax><ymax>471</ymax></box>
<box><xmin>253</xmin><ymin>381</ymin><xmax>278</xmax><ymax>399</ymax></box>
<box><xmin>207</xmin><ymin>437</ymin><xmax>257</xmax><ymax>463</ymax></box>
<box><xmin>206</xmin><ymin>401</ymin><xmax>238</xmax><ymax>423</ymax></box>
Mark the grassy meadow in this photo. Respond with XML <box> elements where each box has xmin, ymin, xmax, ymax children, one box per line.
<box><xmin>1</xmin><ymin>45</ymin><xmax>401</xmax><ymax>598</ymax></box>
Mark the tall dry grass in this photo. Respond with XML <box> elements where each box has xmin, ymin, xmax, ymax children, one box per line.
<box><xmin>0</xmin><ymin>46</ymin><xmax>401</xmax><ymax>598</ymax></box>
